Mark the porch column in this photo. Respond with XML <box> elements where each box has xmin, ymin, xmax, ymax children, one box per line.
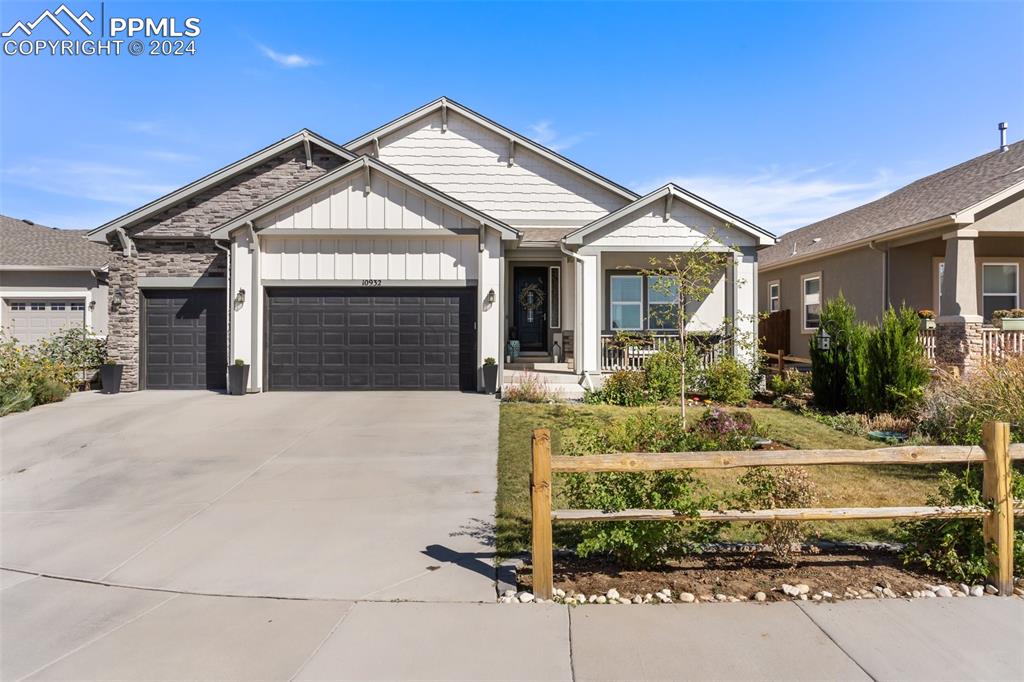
<box><xmin>478</xmin><ymin>227</ymin><xmax>503</xmax><ymax>390</ymax></box>
<box><xmin>735</xmin><ymin>247</ymin><xmax>758</xmax><ymax>366</ymax></box>
<box><xmin>579</xmin><ymin>253</ymin><xmax>601</xmax><ymax>374</ymax></box>
<box><xmin>936</xmin><ymin>228</ymin><xmax>984</xmax><ymax>375</ymax></box>
<box><xmin>230</xmin><ymin>232</ymin><xmax>256</xmax><ymax>391</ymax></box>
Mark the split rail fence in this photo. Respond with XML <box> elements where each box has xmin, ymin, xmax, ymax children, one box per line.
<box><xmin>530</xmin><ymin>421</ymin><xmax>1022</xmax><ymax>600</ymax></box>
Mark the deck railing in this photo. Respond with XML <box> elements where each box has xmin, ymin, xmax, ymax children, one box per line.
<box><xmin>529</xmin><ymin>422</ymin><xmax>1021</xmax><ymax>600</ymax></box>
<box><xmin>600</xmin><ymin>333</ymin><xmax>727</xmax><ymax>372</ymax></box>
<box><xmin>919</xmin><ymin>328</ymin><xmax>936</xmax><ymax>361</ymax></box>
<box><xmin>982</xmin><ymin>327</ymin><xmax>1024</xmax><ymax>363</ymax></box>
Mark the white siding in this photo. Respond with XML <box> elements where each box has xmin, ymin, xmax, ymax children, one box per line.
<box><xmin>260</xmin><ymin>236</ymin><xmax>478</xmax><ymax>281</ymax></box>
<box><xmin>257</xmin><ymin>174</ymin><xmax>476</xmax><ymax>232</ymax></box>
<box><xmin>585</xmin><ymin>200</ymin><xmax>758</xmax><ymax>249</ymax></box>
<box><xmin>353</xmin><ymin>110</ymin><xmax>627</xmax><ymax>223</ymax></box>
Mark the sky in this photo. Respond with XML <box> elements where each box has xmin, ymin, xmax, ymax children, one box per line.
<box><xmin>1</xmin><ymin>1</ymin><xmax>1022</xmax><ymax>235</ymax></box>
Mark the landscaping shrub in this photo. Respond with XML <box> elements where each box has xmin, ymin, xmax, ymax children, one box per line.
<box><xmin>0</xmin><ymin>333</ymin><xmax>90</xmax><ymax>416</ymax></box>
<box><xmin>691</xmin><ymin>408</ymin><xmax>760</xmax><ymax>450</ymax></box>
<box><xmin>863</xmin><ymin>306</ymin><xmax>930</xmax><ymax>415</ymax></box>
<box><xmin>899</xmin><ymin>467</ymin><xmax>1024</xmax><ymax>582</ymax></box>
<box><xmin>502</xmin><ymin>371</ymin><xmax>556</xmax><ymax>403</ymax></box>
<box><xmin>737</xmin><ymin>466</ymin><xmax>818</xmax><ymax>564</ymax></box>
<box><xmin>917</xmin><ymin>357</ymin><xmax>1024</xmax><ymax>445</ymax></box>
<box><xmin>768</xmin><ymin>370</ymin><xmax>810</xmax><ymax>398</ymax></box>
<box><xmin>586</xmin><ymin>369</ymin><xmax>648</xmax><ymax>406</ymax></box>
<box><xmin>642</xmin><ymin>342</ymin><xmax>681</xmax><ymax>403</ymax></box>
<box><xmin>702</xmin><ymin>357</ymin><xmax>753</xmax><ymax>405</ymax></box>
<box><xmin>809</xmin><ymin>293</ymin><xmax>869</xmax><ymax>412</ymax></box>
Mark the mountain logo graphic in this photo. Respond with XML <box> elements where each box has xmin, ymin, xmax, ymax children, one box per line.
<box><xmin>3</xmin><ymin>4</ymin><xmax>95</xmax><ymax>37</ymax></box>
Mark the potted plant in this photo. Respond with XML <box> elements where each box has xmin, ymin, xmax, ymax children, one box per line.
<box><xmin>482</xmin><ymin>357</ymin><xmax>499</xmax><ymax>394</ymax></box>
<box><xmin>917</xmin><ymin>309</ymin><xmax>936</xmax><ymax>330</ymax></box>
<box><xmin>228</xmin><ymin>358</ymin><xmax>250</xmax><ymax>396</ymax></box>
<box><xmin>100</xmin><ymin>359</ymin><xmax>123</xmax><ymax>394</ymax></box>
<box><xmin>992</xmin><ymin>308</ymin><xmax>1024</xmax><ymax>331</ymax></box>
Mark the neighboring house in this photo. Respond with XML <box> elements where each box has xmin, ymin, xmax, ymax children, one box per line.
<box><xmin>0</xmin><ymin>215</ymin><xmax>110</xmax><ymax>345</ymax></box>
<box><xmin>88</xmin><ymin>97</ymin><xmax>775</xmax><ymax>393</ymax></box>
<box><xmin>758</xmin><ymin>136</ymin><xmax>1024</xmax><ymax>370</ymax></box>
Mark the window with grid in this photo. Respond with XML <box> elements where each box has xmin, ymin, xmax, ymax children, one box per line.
<box><xmin>802</xmin><ymin>274</ymin><xmax>821</xmax><ymax>330</ymax></box>
<box><xmin>982</xmin><ymin>263</ymin><xmax>1019</xmax><ymax>320</ymax></box>
<box><xmin>768</xmin><ymin>282</ymin><xmax>780</xmax><ymax>313</ymax></box>
<box><xmin>610</xmin><ymin>275</ymin><xmax>643</xmax><ymax>330</ymax></box>
<box><xmin>647</xmin><ymin>275</ymin><xmax>679</xmax><ymax>330</ymax></box>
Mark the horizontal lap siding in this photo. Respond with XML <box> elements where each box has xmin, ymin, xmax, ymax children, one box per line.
<box><xmin>260</xmin><ymin>237</ymin><xmax>477</xmax><ymax>281</ymax></box>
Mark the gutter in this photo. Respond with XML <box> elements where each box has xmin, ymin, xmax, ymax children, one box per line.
<box><xmin>868</xmin><ymin>240</ymin><xmax>889</xmax><ymax>311</ymax></box>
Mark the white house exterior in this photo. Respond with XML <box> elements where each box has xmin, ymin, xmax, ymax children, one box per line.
<box><xmin>89</xmin><ymin>98</ymin><xmax>775</xmax><ymax>393</ymax></box>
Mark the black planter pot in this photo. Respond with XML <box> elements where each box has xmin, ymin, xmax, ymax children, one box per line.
<box><xmin>100</xmin><ymin>364</ymin><xmax>123</xmax><ymax>394</ymax></box>
<box><xmin>482</xmin><ymin>364</ymin><xmax>499</xmax><ymax>394</ymax></box>
<box><xmin>228</xmin><ymin>364</ymin><xmax>250</xmax><ymax>396</ymax></box>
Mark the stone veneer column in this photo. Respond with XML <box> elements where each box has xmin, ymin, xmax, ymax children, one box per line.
<box><xmin>106</xmin><ymin>249</ymin><xmax>142</xmax><ymax>391</ymax></box>
<box><xmin>935</xmin><ymin>228</ymin><xmax>983</xmax><ymax>376</ymax></box>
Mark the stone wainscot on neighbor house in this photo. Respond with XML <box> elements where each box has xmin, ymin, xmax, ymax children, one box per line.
<box><xmin>88</xmin><ymin>98</ymin><xmax>776</xmax><ymax>394</ymax></box>
<box><xmin>1</xmin><ymin>215</ymin><xmax>110</xmax><ymax>345</ymax></box>
<box><xmin>758</xmin><ymin>134</ymin><xmax>1024</xmax><ymax>374</ymax></box>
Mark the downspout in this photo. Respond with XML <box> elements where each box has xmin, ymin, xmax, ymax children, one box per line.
<box><xmin>868</xmin><ymin>240</ymin><xmax>889</xmax><ymax>311</ymax></box>
<box><xmin>215</xmin><ymin>240</ymin><xmax>232</xmax><ymax>391</ymax></box>
<box><xmin>559</xmin><ymin>240</ymin><xmax>595</xmax><ymax>390</ymax></box>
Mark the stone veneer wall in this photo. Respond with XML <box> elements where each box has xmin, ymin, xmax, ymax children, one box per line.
<box><xmin>106</xmin><ymin>143</ymin><xmax>347</xmax><ymax>390</ymax></box>
<box><xmin>934</xmin><ymin>320</ymin><xmax>984</xmax><ymax>377</ymax></box>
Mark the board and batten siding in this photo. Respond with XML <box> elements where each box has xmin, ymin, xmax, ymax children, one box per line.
<box><xmin>260</xmin><ymin>237</ymin><xmax>478</xmax><ymax>282</ymax></box>
<box><xmin>257</xmin><ymin>173</ymin><xmax>478</xmax><ymax>232</ymax></box>
<box><xmin>352</xmin><ymin>110</ymin><xmax>627</xmax><ymax>223</ymax></box>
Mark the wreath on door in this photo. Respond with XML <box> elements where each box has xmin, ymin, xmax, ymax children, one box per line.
<box><xmin>518</xmin><ymin>282</ymin><xmax>545</xmax><ymax>312</ymax></box>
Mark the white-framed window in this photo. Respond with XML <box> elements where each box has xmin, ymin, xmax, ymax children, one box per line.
<box><xmin>70</xmin><ymin>301</ymin><xmax>85</xmax><ymax>311</ymax></box>
<box><xmin>801</xmin><ymin>273</ymin><xmax>821</xmax><ymax>332</ymax></box>
<box><xmin>610</xmin><ymin>274</ymin><xmax>643</xmax><ymax>330</ymax></box>
<box><xmin>50</xmin><ymin>302</ymin><xmax>66</xmax><ymax>311</ymax></box>
<box><xmin>768</xmin><ymin>281</ymin><xmax>781</xmax><ymax>313</ymax></box>
<box><xmin>30</xmin><ymin>302</ymin><xmax>46</xmax><ymax>311</ymax></box>
<box><xmin>10</xmin><ymin>302</ymin><xmax>27</xmax><ymax>311</ymax></box>
<box><xmin>982</xmin><ymin>263</ymin><xmax>1019</xmax><ymax>320</ymax></box>
<box><xmin>548</xmin><ymin>266</ymin><xmax>561</xmax><ymax>329</ymax></box>
<box><xmin>647</xmin><ymin>275</ymin><xmax>679</xmax><ymax>331</ymax></box>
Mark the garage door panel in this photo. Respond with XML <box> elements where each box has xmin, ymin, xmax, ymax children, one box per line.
<box><xmin>143</xmin><ymin>289</ymin><xmax>226</xmax><ymax>390</ymax></box>
<box><xmin>266</xmin><ymin>287</ymin><xmax>475</xmax><ymax>391</ymax></box>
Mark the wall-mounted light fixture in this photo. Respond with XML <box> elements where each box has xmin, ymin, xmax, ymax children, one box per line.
<box><xmin>111</xmin><ymin>289</ymin><xmax>124</xmax><ymax>310</ymax></box>
<box><xmin>485</xmin><ymin>289</ymin><xmax>496</xmax><ymax>306</ymax></box>
<box><xmin>234</xmin><ymin>288</ymin><xmax>246</xmax><ymax>306</ymax></box>
<box><xmin>89</xmin><ymin>300</ymin><xmax>96</xmax><ymax>310</ymax></box>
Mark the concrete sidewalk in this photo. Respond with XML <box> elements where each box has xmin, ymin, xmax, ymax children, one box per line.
<box><xmin>3</xmin><ymin>571</ymin><xmax>1022</xmax><ymax>681</ymax></box>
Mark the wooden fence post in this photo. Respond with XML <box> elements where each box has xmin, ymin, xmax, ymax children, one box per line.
<box><xmin>777</xmin><ymin>349</ymin><xmax>785</xmax><ymax>375</ymax></box>
<box><xmin>982</xmin><ymin>421</ymin><xmax>1014</xmax><ymax>596</ymax></box>
<box><xmin>531</xmin><ymin>428</ymin><xmax>554</xmax><ymax>599</ymax></box>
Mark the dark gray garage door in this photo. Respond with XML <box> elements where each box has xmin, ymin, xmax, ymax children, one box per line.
<box><xmin>266</xmin><ymin>287</ymin><xmax>476</xmax><ymax>391</ymax></box>
<box><xmin>143</xmin><ymin>289</ymin><xmax>227</xmax><ymax>390</ymax></box>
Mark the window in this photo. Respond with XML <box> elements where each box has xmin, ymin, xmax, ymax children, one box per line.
<box><xmin>647</xmin><ymin>275</ymin><xmax>679</xmax><ymax>330</ymax></box>
<box><xmin>768</xmin><ymin>281</ymin><xmax>780</xmax><ymax>313</ymax></box>
<box><xmin>801</xmin><ymin>273</ymin><xmax>821</xmax><ymax>331</ymax></box>
<box><xmin>10</xmin><ymin>302</ymin><xmax>27</xmax><ymax>311</ymax></box>
<box><xmin>50</xmin><ymin>302</ymin><xmax>66</xmax><ymax>311</ymax></box>
<box><xmin>610</xmin><ymin>275</ymin><xmax>643</xmax><ymax>330</ymax></box>
<box><xmin>70</xmin><ymin>301</ymin><xmax>85</xmax><ymax>311</ymax></box>
<box><xmin>548</xmin><ymin>266</ymin><xmax>560</xmax><ymax>328</ymax></box>
<box><xmin>30</xmin><ymin>302</ymin><xmax>45</xmax><ymax>311</ymax></box>
<box><xmin>982</xmin><ymin>263</ymin><xmax>1019</xmax><ymax>320</ymax></box>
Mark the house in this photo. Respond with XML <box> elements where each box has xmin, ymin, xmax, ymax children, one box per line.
<box><xmin>758</xmin><ymin>133</ymin><xmax>1024</xmax><ymax>373</ymax></box>
<box><xmin>88</xmin><ymin>97</ymin><xmax>775</xmax><ymax>393</ymax></box>
<box><xmin>1</xmin><ymin>215</ymin><xmax>110</xmax><ymax>345</ymax></box>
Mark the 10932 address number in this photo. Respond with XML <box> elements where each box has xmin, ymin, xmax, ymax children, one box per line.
<box><xmin>361</xmin><ymin>279</ymin><xmax>383</xmax><ymax>287</ymax></box>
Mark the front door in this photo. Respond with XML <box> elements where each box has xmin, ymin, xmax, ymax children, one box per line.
<box><xmin>513</xmin><ymin>267</ymin><xmax>548</xmax><ymax>352</ymax></box>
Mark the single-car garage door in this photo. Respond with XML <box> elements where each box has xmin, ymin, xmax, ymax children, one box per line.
<box><xmin>266</xmin><ymin>287</ymin><xmax>476</xmax><ymax>391</ymax></box>
<box><xmin>142</xmin><ymin>289</ymin><xmax>227</xmax><ymax>390</ymax></box>
<box><xmin>2</xmin><ymin>299</ymin><xmax>85</xmax><ymax>346</ymax></box>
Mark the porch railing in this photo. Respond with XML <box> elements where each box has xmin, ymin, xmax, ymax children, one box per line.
<box><xmin>600</xmin><ymin>333</ymin><xmax>727</xmax><ymax>372</ymax></box>
<box><xmin>982</xmin><ymin>327</ymin><xmax>1024</xmax><ymax>363</ymax></box>
<box><xmin>920</xmin><ymin>328</ymin><xmax>936</xmax><ymax>362</ymax></box>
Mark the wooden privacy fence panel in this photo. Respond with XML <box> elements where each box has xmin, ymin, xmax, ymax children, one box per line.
<box><xmin>758</xmin><ymin>309</ymin><xmax>790</xmax><ymax>357</ymax></box>
<box><xmin>530</xmin><ymin>422</ymin><xmax>1021</xmax><ymax>600</ymax></box>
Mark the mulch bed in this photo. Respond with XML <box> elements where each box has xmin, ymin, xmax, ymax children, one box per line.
<box><xmin>520</xmin><ymin>548</ymin><xmax>948</xmax><ymax>601</ymax></box>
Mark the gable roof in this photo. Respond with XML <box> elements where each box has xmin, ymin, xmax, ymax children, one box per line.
<box><xmin>210</xmin><ymin>155</ymin><xmax>520</xmax><ymax>240</ymax></box>
<box><xmin>1</xmin><ymin>215</ymin><xmax>110</xmax><ymax>270</ymax></box>
<box><xmin>88</xmin><ymin>129</ymin><xmax>357</xmax><ymax>241</ymax></box>
<box><xmin>345</xmin><ymin>97</ymin><xmax>640</xmax><ymax>204</ymax></box>
<box><xmin>761</xmin><ymin>139</ymin><xmax>1024</xmax><ymax>269</ymax></box>
<box><xmin>563</xmin><ymin>184</ymin><xmax>776</xmax><ymax>247</ymax></box>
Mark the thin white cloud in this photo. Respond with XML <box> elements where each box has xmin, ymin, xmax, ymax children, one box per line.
<box><xmin>257</xmin><ymin>43</ymin><xmax>318</xmax><ymax>68</ymax></box>
<box><xmin>635</xmin><ymin>167</ymin><xmax>902</xmax><ymax>234</ymax></box>
<box><xmin>3</xmin><ymin>159</ymin><xmax>177</xmax><ymax>207</ymax></box>
<box><xmin>528</xmin><ymin>120</ymin><xmax>590</xmax><ymax>152</ymax></box>
<box><xmin>143</xmin><ymin>149</ymin><xmax>198</xmax><ymax>163</ymax></box>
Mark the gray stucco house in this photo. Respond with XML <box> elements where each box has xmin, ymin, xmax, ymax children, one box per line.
<box><xmin>759</xmin><ymin>136</ymin><xmax>1024</xmax><ymax>373</ymax></box>
<box><xmin>0</xmin><ymin>215</ymin><xmax>110</xmax><ymax>345</ymax></box>
<box><xmin>87</xmin><ymin>97</ymin><xmax>775</xmax><ymax>393</ymax></box>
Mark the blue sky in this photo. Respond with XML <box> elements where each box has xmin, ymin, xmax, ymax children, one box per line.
<box><xmin>1</xmin><ymin>1</ymin><xmax>1022</xmax><ymax>234</ymax></box>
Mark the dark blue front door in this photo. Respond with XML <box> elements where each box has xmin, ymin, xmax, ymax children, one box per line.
<box><xmin>513</xmin><ymin>267</ymin><xmax>548</xmax><ymax>352</ymax></box>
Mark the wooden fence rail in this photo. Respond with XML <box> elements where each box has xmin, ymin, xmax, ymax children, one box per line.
<box><xmin>530</xmin><ymin>422</ymin><xmax>1021</xmax><ymax>600</ymax></box>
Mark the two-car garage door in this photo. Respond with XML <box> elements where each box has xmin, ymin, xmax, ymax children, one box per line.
<box><xmin>266</xmin><ymin>287</ymin><xmax>476</xmax><ymax>391</ymax></box>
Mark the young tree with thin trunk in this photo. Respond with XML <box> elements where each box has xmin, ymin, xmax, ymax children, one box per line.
<box><xmin>642</xmin><ymin>233</ymin><xmax>732</xmax><ymax>424</ymax></box>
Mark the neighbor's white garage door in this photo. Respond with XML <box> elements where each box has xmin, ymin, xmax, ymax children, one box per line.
<box><xmin>3</xmin><ymin>299</ymin><xmax>85</xmax><ymax>346</ymax></box>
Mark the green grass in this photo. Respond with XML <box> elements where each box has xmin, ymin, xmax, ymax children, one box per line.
<box><xmin>496</xmin><ymin>403</ymin><xmax>957</xmax><ymax>558</ymax></box>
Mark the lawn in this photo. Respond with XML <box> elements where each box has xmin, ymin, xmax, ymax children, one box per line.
<box><xmin>496</xmin><ymin>403</ymin><xmax>958</xmax><ymax>559</ymax></box>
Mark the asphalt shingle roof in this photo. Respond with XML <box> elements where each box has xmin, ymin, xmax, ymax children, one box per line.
<box><xmin>0</xmin><ymin>215</ymin><xmax>111</xmax><ymax>269</ymax></box>
<box><xmin>761</xmin><ymin>139</ymin><xmax>1024</xmax><ymax>268</ymax></box>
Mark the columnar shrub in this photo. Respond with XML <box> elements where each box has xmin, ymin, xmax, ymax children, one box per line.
<box><xmin>863</xmin><ymin>306</ymin><xmax>929</xmax><ymax>415</ymax></box>
<box><xmin>809</xmin><ymin>294</ymin><xmax>869</xmax><ymax>412</ymax></box>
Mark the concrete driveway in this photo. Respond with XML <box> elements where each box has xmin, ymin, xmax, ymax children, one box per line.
<box><xmin>1</xmin><ymin>390</ymin><xmax>499</xmax><ymax>602</ymax></box>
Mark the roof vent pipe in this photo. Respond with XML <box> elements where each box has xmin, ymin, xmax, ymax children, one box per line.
<box><xmin>999</xmin><ymin>122</ymin><xmax>1009</xmax><ymax>152</ymax></box>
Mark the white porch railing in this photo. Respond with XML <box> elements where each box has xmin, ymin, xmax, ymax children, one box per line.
<box><xmin>982</xmin><ymin>327</ymin><xmax>1024</xmax><ymax>363</ymax></box>
<box><xmin>920</xmin><ymin>328</ymin><xmax>936</xmax><ymax>362</ymax></box>
<box><xmin>600</xmin><ymin>333</ymin><xmax>728</xmax><ymax>372</ymax></box>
